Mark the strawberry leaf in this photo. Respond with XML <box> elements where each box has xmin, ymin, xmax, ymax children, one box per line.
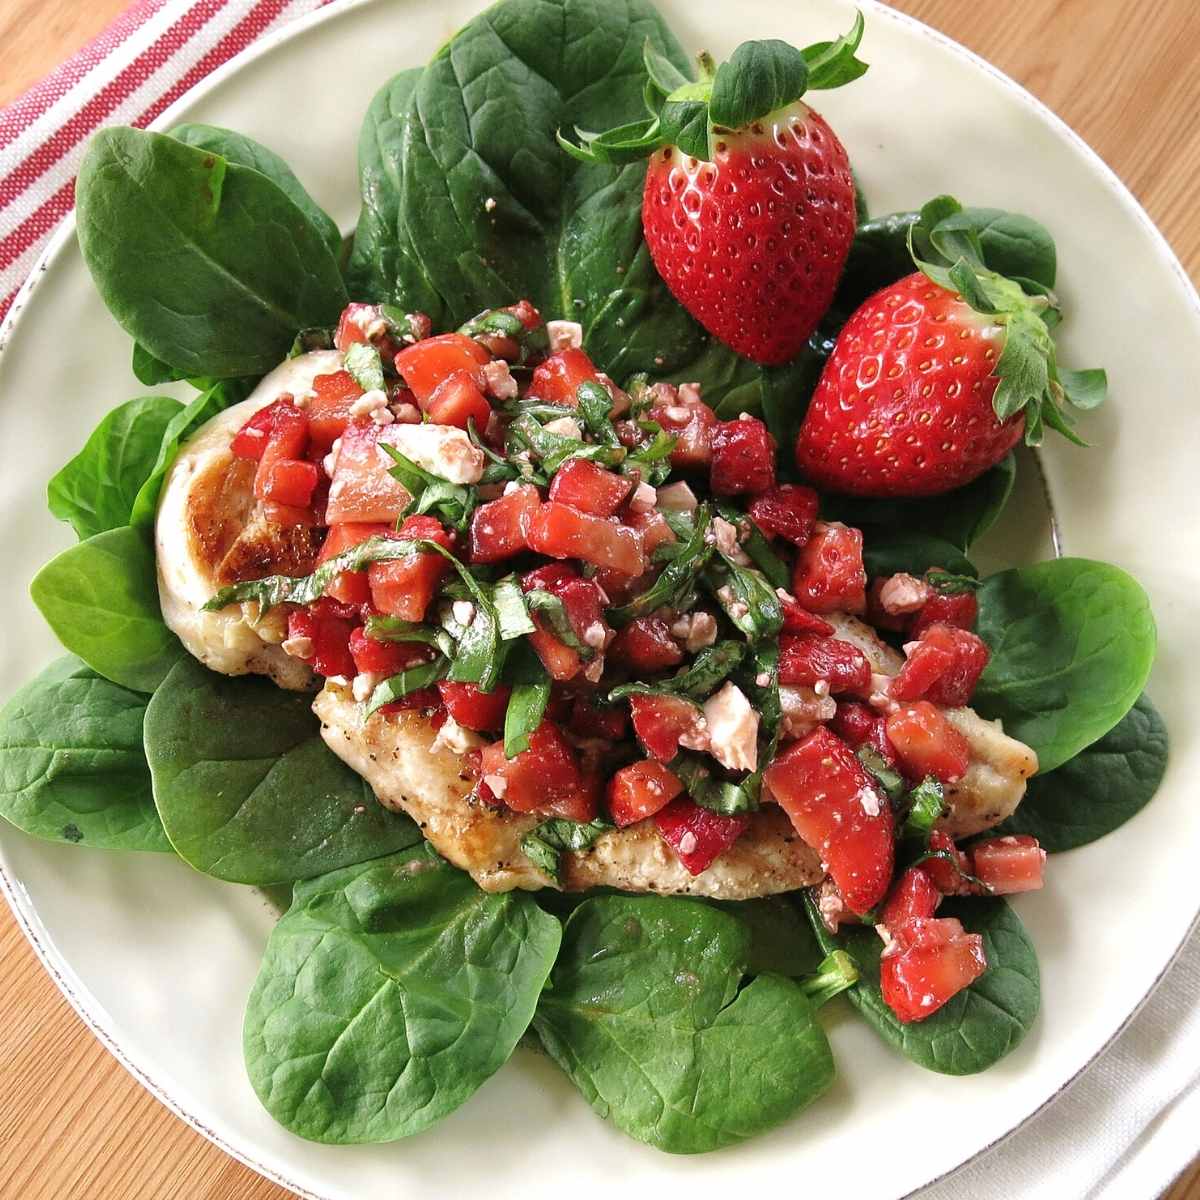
<box><xmin>709</xmin><ymin>39</ymin><xmax>809</xmax><ymax>130</ymax></box>
<box><xmin>644</xmin><ymin>38</ymin><xmax>690</xmax><ymax>98</ymax></box>
<box><xmin>802</xmin><ymin>11</ymin><xmax>869</xmax><ymax>90</ymax></box>
<box><xmin>1057</xmin><ymin>366</ymin><xmax>1108</xmax><ymax>410</ymax></box>
<box><xmin>660</xmin><ymin>98</ymin><xmax>711</xmax><ymax>159</ymax></box>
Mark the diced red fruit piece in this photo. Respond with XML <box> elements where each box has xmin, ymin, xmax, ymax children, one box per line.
<box><xmin>879</xmin><ymin>917</ymin><xmax>987</xmax><ymax>1023</ymax></box>
<box><xmin>629</xmin><ymin>693</ymin><xmax>706</xmax><ymax>762</ymax></box>
<box><xmin>307</xmin><ymin>370</ymin><xmax>365</xmax><ymax>453</ymax></box>
<box><xmin>970</xmin><ymin>835</ymin><xmax>1046</xmax><ymax>895</ymax></box>
<box><xmin>366</xmin><ymin>516</ymin><xmax>453</xmax><ymax>623</ymax></box>
<box><xmin>348</xmin><ymin>626</ymin><xmax>431</xmax><ymax>677</ymax></box>
<box><xmin>886</xmin><ymin>702</ymin><xmax>971</xmax><ymax>784</ymax></box>
<box><xmin>526</xmin><ymin>501</ymin><xmax>645</xmax><ymax>576</ymax></box>
<box><xmin>779</xmin><ymin>593</ymin><xmax>836</xmax><ymax>635</ymax></box>
<box><xmin>425</xmin><ymin>369</ymin><xmax>492</xmax><ymax>430</ymax></box>
<box><xmin>436</xmin><ymin>680</ymin><xmax>511</xmax><ymax>732</ymax></box>
<box><xmin>778</xmin><ymin>633</ymin><xmax>871</xmax><ymax>695</ymax></box>
<box><xmin>924</xmin><ymin>626</ymin><xmax>990</xmax><ymax>707</ymax></box>
<box><xmin>469</xmin><ymin>485</ymin><xmax>540</xmax><ymax>563</ymax></box>
<box><xmin>648</xmin><ymin>389</ymin><xmax>718</xmax><ymax>469</ymax></box>
<box><xmin>334</xmin><ymin>302</ymin><xmax>380</xmax><ymax>351</ymax></box>
<box><xmin>231</xmin><ymin>400</ymin><xmax>285</xmax><ymax>461</ymax></box>
<box><xmin>478</xmin><ymin>721</ymin><xmax>594</xmax><ymax>819</ymax></box>
<box><xmin>923</xmin><ymin>829</ymin><xmax>974</xmax><ymax>895</ymax></box>
<box><xmin>521</xmin><ymin>563</ymin><xmax>577</xmax><ymax>593</ymax></box>
<box><xmin>527</xmin><ymin>625</ymin><xmax>582</xmax><ymax>682</ymax></box>
<box><xmin>326</xmin><ymin>419</ymin><xmax>410</xmax><ymax>525</ymax></box>
<box><xmin>709</xmin><ymin>416</ymin><xmax>776</xmax><ymax>496</ymax></box>
<box><xmin>830</xmin><ymin>700</ymin><xmax>897</xmax><ymax>766</ymax></box>
<box><xmin>317</xmin><ymin>521</ymin><xmax>390</xmax><ymax>606</ymax></box>
<box><xmin>890</xmin><ymin>637</ymin><xmax>956</xmax><ymax>703</ymax></box>
<box><xmin>912</xmin><ymin>589</ymin><xmax>979</xmax><ymax>637</ymax></box>
<box><xmin>527</xmin><ymin>347</ymin><xmax>600</xmax><ymax>405</ymax></box>
<box><xmin>568</xmin><ymin>694</ymin><xmax>628</xmax><ymax>741</ymax></box>
<box><xmin>260</xmin><ymin>458</ymin><xmax>318</xmax><ymax>508</ymax></box>
<box><xmin>609</xmin><ymin>617</ymin><xmax>683</xmax><ymax>673</ymax></box>
<box><xmin>763</xmin><ymin>726</ymin><xmax>894</xmax><ymax>914</ymax></box>
<box><xmin>654</xmin><ymin>798</ymin><xmax>748</xmax><ymax>875</ymax></box>
<box><xmin>866</xmin><ymin>579</ymin><xmax>913</xmax><ymax>634</ymax></box>
<box><xmin>792</xmin><ymin>522</ymin><xmax>867</xmax><ymax>614</ymax></box>
<box><xmin>507</xmin><ymin>299</ymin><xmax>542</xmax><ymax>331</ymax></box>
<box><xmin>393</xmin><ymin>333</ymin><xmax>490</xmax><ymax>404</ymax></box>
<box><xmin>286</xmin><ymin>606</ymin><xmax>355</xmax><ymax>679</ymax></box>
<box><xmin>548</xmin><ymin>458</ymin><xmax>633</xmax><ymax>517</ymax></box>
<box><xmin>749</xmin><ymin>484</ymin><xmax>820</xmax><ymax>545</ymax></box>
<box><xmin>626</xmin><ymin>508</ymin><xmax>676</xmax><ymax>556</ymax></box>
<box><xmin>251</xmin><ymin>402</ymin><xmax>309</xmax><ymax>502</ymax></box>
<box><xmin>880</xmin><ymin>867</ymin><xmax>942</xmax><ymax>930</ymax></box>
<box><xmin>608</xmin><ymin>760</ymin><xmax>684</xmax><ymax>827</ymax></box>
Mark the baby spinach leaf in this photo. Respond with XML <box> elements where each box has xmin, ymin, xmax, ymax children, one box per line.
<box><xmin>132</xmin><ymin>341</ymin><xmax>191</xmax><ymax>386</ymax></box>
<box><xmin>533</xmin><ymin>895</ymin><xmax>836</xmax><ymax>1153</ymax></box>
<box><xmin>973</xmin><ymin>559</ymin><xmax>1156</xmax><ymax>773</ymax></box>
<box><xmin>994</xmin><ymin>693</ymin><xmax>1167</xmax><ymax>851</ymax></box>
<box><xmin>862</xmin><ymin>532</ymin><xmax>977</xmax><ymax>580</ymax></box>
<box><xmin>170</xmin><ymin>122</ymin><xmax>342</xmax><ymax>260</ymax></box>
<box><xmin>48</xmin><ymin>395</ymin><xmax>183</xmax><ymax>540</ymax></box>
<box><xmin>0</xmin><ymin>656</ymin><xmax>170</xmax><ymax>852</ymax></box>
<box><xmin>808</xmin><ymin>895</ymin><xmax>1040</xmax><ymax>1075</ymax></box>
<box><xmin>243</xmin><ymin>845</ymin><xmax>561</xmax><ymax>1143</ymax></box>
<box><xmin>76</xmin><ymin>127</ymin><xmax>347</xmax><ymax>378</ymax></box>
<box><xmin>709</xmin><ymin>896</ymin><xmax>825</xmax><ymax>978</ymax></box>
<box><xmin>31</xmin><ymin>525</ymin><xmax>182</xmax><ymax>693</ymax></box>
<box><xmin>144</xmin><ymin>657</ymin><xmax>421</xmax><ymax>884</ymax></box>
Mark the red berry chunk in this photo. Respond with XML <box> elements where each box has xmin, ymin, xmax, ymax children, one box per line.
<box><xmin>527</xmin><ymin>501</ymin><xmax>645</xmax><ymax>576</ymax></box>
<box><xmin>367</xmin><ymin>516</ymin><xmax>453</xmax><ymax>623</ymax></box>
<box><xmin>710</xmin><ymin>416</ymin><xmax>776</xmax><ymax>496</ymax></box>
<box><xmin>764</xmin><ymin>726</ymin><xmax>894</xmax><ymax>914</ymax></box>
<box><xmin>792</xmin><ymin>522</ymin><xmax>867</xmax><ymax>614</ymax></box>
<box><xmin>527</xmin><ymin>348</ymin><xmax>600</xmax><ymax>405</ymax></box>
<box><xmin>749</xmin><ymin>484</ymin><xmax>819</xmax><ymax>544</ymax></box>
<box><xmin>608</xmin><ymin>759</ymin><xmax>684</xmax><ymax>827</ymax></box>
<box><xmin>528</xmin><ymin>625</ymin><xmax>583</xmax><ymax>681</ymax></box>
<box><xmin>426</xmin><ymin>369</ymin><xmax>492</xmax><ymax>430</ymax></box>
<box><xmin>478</xmin><ymin>721</ymin><xmax>594</xmax><ymax>819</ymax></box>
<box><xmin>880</xmin><ymin>917</ymin><xmax>987</xmax><ymax>1023</ymax></box>
<box><xmin>627</xmin><ymin>508</ymin><xmax>676</xmax><ymax>556</ymax></box>
<box><xmin>970</xmin><ymin>835</ymin><xmax>1046</xmax><ymax>895</ymax></box>
<box><xmin>260</xmin><ymin>458</ymin><xmax>318</xmax><ymax>508</ymax></box>
<box><xmin>609</xmin><ymin>617</ymin><xmax>683</xmax><ymax>673</ymax></box>
<box><xmin>880</xmin><ymin>866</ymin><xmax>942</xmax><ymax>930</ymax></box>
<box><xmin>326</xmin><ymin>419</ymin><xmax>411</xmax><ymax>525</ymax></box>
<box><xmin>778</xmin><ymin>633</ymin><xmax>871</xmax><ymax>695</ymax></box>
<box><xmin>653</xmin><ymin>798</ymin><xmax>748</xmax><ymax>875</ymax></box>
<box><xmin>348</xmin><ymin>627</ymin><xmax>430</xmax><ymax>677</ymax></box>
<box><xmin>548</xmin><ymin>458</ymin><xmax>633</xmax><ymax>516</ymax></box>
<box><xmin>893</xmin><ymin>624</ymin><xmax>990</xmax><ymax>707</ymax></box>
<box><xmin>828</xmin><ymin>699</ymin><xmax>896</xmax><ymax>766</ymax></box>
<box><xmin>252</xmin><ymin>402</ymin><xmax>309</xmax><ymax>502</ymax></box>
<box><xmin>886</xmin><ymin>702</ymin><xmax>971</xmax><ymax>784</ymax></box>
<box><xmin>394</xmin><ymin>333</ymin><xmax>490</xmax><ymax>405</ymax></box>
<box><xmin>469</xmin><ymin>485</ymin><xmax>541</xmax><ymax>563</ymax></box>
<box><xmin>648</xmin><ymin>388</ymin><xmax>717</xmax><ymax>469</ymax></box>
<box><xmin>307</xmin><ymin>370</ymin><xmax>365</xmax><ymax>453</ymax></box>
<box><xmin>334</xmin><ymin>302</ymin><xmax>379</xmax><ymax>352</ymax></box>
<box><xmin>779</xmin><ymin>593</ymin><xmax>836</xmax><ymax>635</ymax></box>
<box><xmin>912</xmin><ymin>589</ymin><xmax>979</xmax><ymax>638</ymax></box>
<box><xmin>890</xmin><ymin>636</ymin><xmax>957</xmax><ymax>703</ymax></box>
<box><xmin>287</xmin><ymin>605</ymin><xmax>355</xmax><ymax>679</ymax></box>
<box><xmin>568</xmin><ymin>694</ymin><xmax>628</xmax><ymax>741</ymax></box>
<box><xmin>923</xmin><ymin>829</ymin><xmax>974</xmax><ymax>895</ymax></box>
<box><xmin>629</xmin><ymin>693</ymin><xmax>707</xmax><ymax>761</ymax></box>
<box><xmin>317</xmin><ymin>521</ymin><xmax>390</xmax><ymax>607</ymax></box>
<box><xmin>231</xmin><ymin>399</ymin><xmax>288</xmax><ymax>461</ymax></box>
<box><xmin>436</xmin><ymin>680</ymin><xmax>511</xmax><ymax>732</ymax></box>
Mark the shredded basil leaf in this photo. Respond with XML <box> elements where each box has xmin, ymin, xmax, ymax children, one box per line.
<box><xmin>343</xmin><ymin>341</ymin><xmax>385</xmax><ymax>393</ymax></box>
<box><xmin>364</xmin><ymin>658</ymin><xmax>449</xmax><ymax>716</ymax></box>
<box><xmin>673</xmin><ymin>753</ymin><xmax>761</xmax><ymax>815</ymax></box>
<box><xmin>857</xmin><ymin>746</ymin><xmax>906</xmax><ymax>804</ymax></box>
<box><xmin>521</xmin><ymin>816</ymin><xmax>612</xmax><ymax>884</ymax></box>
<box><xmin>608</xmin><ymin>504</ymin><xmax>713</xmax><ymax>627</ymax></box>
<box><xmin>494</xmin><ymin>577</ymin><xmax>536</xmax><ymax>640</ymax></box>
<box><xmin>380</xmin><ymin>443</ymin><xmax>477</xmax><ymax>531</ymax></box>
<box><xmin>502</xmin><ymin>641</ymin><xmax>552</xmax><ymax>757</ymax></box>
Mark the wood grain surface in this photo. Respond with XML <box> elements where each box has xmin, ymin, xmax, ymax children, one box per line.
<box><xmin>1</xmin><ymin>1</ymin><xmax>1198</xmax><ymax>1197</ymax></box>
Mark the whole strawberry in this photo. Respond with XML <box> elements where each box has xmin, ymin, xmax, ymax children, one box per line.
<box><xmin>795</xmin><ymin>197</ymin><xmax>1107</xmax><ymax>496</ymax></box>
<box><xmin>560</xmin><ymin>20</ymin><xmax>869</xmax><ymax>365</ymax></box>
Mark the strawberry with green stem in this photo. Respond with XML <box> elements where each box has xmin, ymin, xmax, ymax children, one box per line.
<box><xmin>795</xmin><ymin>196</ymin><xmax>1107</xmax><ymax>497</ymax></box>
<box><xmin>560</xmin><ymin>17</ymin><xmax>869</xmax><ymax>366</ymax></box>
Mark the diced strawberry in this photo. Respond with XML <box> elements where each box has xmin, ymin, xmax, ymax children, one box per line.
<box><xmin>912</xmin><ymin>589</ymin><xmax>979</xmax><ymax>637</ymax></box>
<box><xmin>886</xmin><ymin>702</ymin><xmax>971</xmax><ymax>784</ymax></box>
<box><xmin>879</xmin><ymin>917</ymin><xmax>987</xmax><ymax>1023</ymax></box>
<box><xmin>528</xmin><ymin>625</ymin><xmax>582</xmax><ymax>682</ymax></box>
<box><xmin>325</xmin><ymin>419</ymin><xmax>410</xmax><ymax>525</ymax></box>
<box><xmin>521</xmin><ymin>563</ymin><xmax>578</xmax><ymax>593</ymax></box>
<box><xmin>890</xmin><ymin>636</ymin><xmax>956</xmax><ymax>702</ymax></box>
<box><xmin>287</xmin><ymin>605</ymin><xmax>355</xmax><ymax>679</ymax></box>
<box><xmin>252</xmin><ymin>402</ymin><xmax>310</xmax><ymax>502</ymax></box>
<box><xmin>317</xmin><ymin>521</ymin><xmax>390</xmax><ymax>607</ymax></box>
<box><xmin>779</xmin><ymin>593</ymin><xmax>836</xmax><ymax>635</ymax></box>
<box><xmin>629</xmin><ymin>693</ymin><xmax>706</xmax><ymax>761</ymax></box>
<box><xmin>436</xmin><ymin>680</ymin><xmax>511</xmax><ymax>732</ymax></box>
<box><xmin>970</xmin><ymin>835</ymin><xmax>1046</xmax><ymax>895</ymax></box>
<box><xmin>763</xmin><ymin>726</ymin><xmax>894</xmax><ymax>914</ymax></box>
<box><xmin>866</xmin><ymin>578</ymin><xmax>913</xmax><ymax>634</ymax></box>
<box><xmin>527</xmin><ymin>502</ymin><xmax>645</xmax><ymax>576</ymax></box>
<box><xmin>568</xmin><ymin>694</ymin><xmax>628</xmax><ymax>741</ymax></box>
<box><xmin>231</xmin><ymin>399</ymin><xmax>287</xmax><ymax>461</ymax></box>
<box><xmin>880</xmin><ymin>867</ymin><xmax>942</xmax><ymax>930</ymax></box>
<box><xmin>307</xmin><ymin>370</ymin><xmax>365</xmax><ymax>453</ymax></box>
<box><xmin>893</xmin><ymin>624</ymin><xmax>990</xmax><ymax>707</ymax></box>
<box><xmin>478</xmin><ymin>721</ymin><xmax>594</xmax><ymax>818</ymax></box>
<box><xmin>556</xmin><ymin>577</ymin><xmax>607</xmax><ymax>640</ymax></box>
<box><xmin>649</xmin><ymin>388</ymin><xmax>717</xmax><ymax>468</ymax></box>
<box><xmin>654</xmin><ymin>798</ymin><xmax>748</xmax><ymax>875</ymax></box>
<box><xmin>349</xmin><ymin>626</ymin><xmax>431</xmax><ymax>677</ymax></box>
<box><xmin>626</xmin><ymin>508</ymin><xmax>676</xmax><ymax>556</ymax></box>
<box><xmin>923</xmin><ymin>830</ymin><xmax>974</xmax><ymax>895</ymax></box>
<box><xmin>792</xmin><ymin>522</ymin><xmax>867</xmax><ymax>614</ymax></box>
<box><xmin>394</xmin><ymin>333</ymin><xmax>490</xmax><ymax>404</ymax></box>
<box><xmin>366</xmin><ymin>515</ymin><xmax>453</xmax><ymax>623</ymax></box>
<box><xmin>426</xmin><ymin>369</ymin><xmax>492</xmax><ymax>430</ymax></box>
<box><xmin>608</xmin><ymin>759</ymin><xmax>684</xmax><ymax>827</ymax></box>
<box><xmin>334</xmin><ymin>302</ymin><xmax>380</xmax><ymax>351</ymax></box>
<box><xmin>259</xmin><ymin>458</ymin><xmax>318</xmax><ymax>508</ymax></box>
<box><xmin>469</xmin><ymin>485</ymin><xmax>540</xmax><ymax>563</ymax></box>
<box><xmin>263</xmin><ymin>501</ymin><xmax>318</xmax><ymax>527</ymax></box>
<box><xmin>710</xmin><ymin>416</ymin><xmax>776</xmax><ymax>496</ymax></box>
<box><xmin>548</xmin><ymin>458</ymin><xmax>633</xmax><ymax>516</ymax></box>
<box><xmin>778</xmin><ymin>633</ymin><xmax>871</xmax><ymax>695</ymax></box>
<box><xmin>527</xmin><ymin>347</ymin><xmax>600</xmax><ymax>405</ymax></box>
<box><xmin>609</xmin><ymin>617</ymin><xmax>683</xmax><ymax>673</ymax></box>
<box><xmin>748</xmin><ymin>484</ymin><xmax>819</xmax><ymax>545</ymax></box>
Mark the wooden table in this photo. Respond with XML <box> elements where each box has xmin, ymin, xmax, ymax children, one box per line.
<box><xmin>1</xmin><ymin>0</ymin><xmax>1198</xmax><ymax>1196</ymax></box>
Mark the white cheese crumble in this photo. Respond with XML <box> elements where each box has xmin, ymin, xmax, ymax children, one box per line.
<box><xmin>432</xmin><ymin>715</ymin><xmax>484</xmax><ymax>755</ymax></box>
<box><xmin>393</xmin><ymin>402</ymin><xmax>421</xmax><ymax>424</ymax></box>
<box><xmin>708</xmin><ymin>515</ymin><xmax>751</xmax><ymax>565</ymax></box>
<box><xmin>352</xmin><ymin>672</ymin><xmax>381</xmax><ymax>703</ymax></box>
<box><xmin>281</xmin><ymin>636</ymin><xmax>312</xmax><ymax>660</ymax></box>
<box><xmin>452</xmin><ymin>600</ymin><xmax>476</xmax><ymax>627</ymax></box>
<box><xmin>880</xmin><ymin>573</ymin><xmax>934</xmax><ymax>615</ymax></box>
<box><xmin>543</xmin><ymin>416</ymin><xmax>583</xmax><ymax>439</ymax></box>
<box><xmin>350</xmin><ymin>388</ymin><xmax>389</xmax><ymax>418</ymax></box>
<box><xmin>380</xmin><ymin>423</ymin><xmax>485</xmax><ymax>484</ymax></box>
<box><xmin>703</xmin><ymin>682</ymin><xmax>759</xmax><ymax>772</ymax></box>
<box><xmin>546</xmin><ymin>320</ymin><xmax>583</xmax><ymax>351</ymax></box>
<box><xmin>629</xmin><ymin>481</ymin><xmax>657</xmax><ymax>513</ymax></box>
<box><xmin>656</xmin><ymin>481</ymin><xmax>698</xmax><ymax>512</ymax></box>
<box><xmin>481</xmin><ymin>358</ymin><xmax>519</xmax><ymax>400</ymax></box>
<box><xmin>583</xmin><ymin>621</ymin><xmax>607</xmax><ymax>648</ymax></box>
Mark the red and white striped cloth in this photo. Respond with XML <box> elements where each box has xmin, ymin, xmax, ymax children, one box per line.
<box><xmin>0</xmin><ymin>0</ymin><xmax>333</xmax><ymax>325</ymax></box>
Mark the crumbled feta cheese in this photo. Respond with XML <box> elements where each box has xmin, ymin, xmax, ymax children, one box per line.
<box><xmin>543</xmin><ymin>416</ymin><xmax>583</xmax><ymax>439</ymax></box>
<box><xmin>364</xmin><ymin>316</ymin><xmax>389</xmax><ymax>341</ymax></box>
<box><xmin>393</xmin><ymin>402</ymin><xmax>421</xmax><ymax>424</ymax></box>
<box><xmin>380</xmin><ymin>423</ymin><xmax>485</xmax><ymax>484</ymax></box>
<box><xmin>779</xmin><ymin>685</ymin><xmax>837</xmax><ymax>738</ymax></box>
<box><xmin>291</xmin><ymin>388</ymin><xmax>316</xmax><ymax>410</ymax></box>
<box><xmin>371</xmin><ymin>407</ymin><xmax>395</xmax><ymax>426</ymax></box>
<box><xmin>483</xmin><ymin>773</ymin><xmax>507</xmax><ymax>798</ymax></box>
<box><xmin>858</xmin><ymin>786</ymin><xmax>882</xmax><ymax>818</ymax></box>
<box><xmin>880</xmin><ymin>572</ymin><xmax>934</xmax><ymax>615</ymax></box>
<box><xmin>755</xmin><ymin>671</ymin><xmax>771</xmax><ymax>687</ymax></box>
<box><xmin>323</xmin><ymin>436</ymin><xmax>342</xmax><ymax>478</ymax></box>
<box><xmin>716</xmin><ymin>585</ymin><xmax>735</xmax><ymax>605</ymax></box>
<box><xmin>708</xmin><ymin>515</ymin><xmax>751</xmax><ymax>565</ymax></box>
<box><xmin>867</xmin><ymin>673</ymin><xmax>898</xmax><ymax>712</ymax></box>
<box><xmin>582</xmin><ymin>655</ymin><xmax>606</xmax><ymax>683</ymax></box>
<box><xmin>546</xmin><ymin>320</ymin><xmax>583</xmax><ymax>351</ymax></box>
<box><xmin>629</xmin><ymin>481</ymin><xmax>657</xmax><ymax>513</ymax></box>
<box><xmin>484</xmin><ymin>196</ymin><xmax>497</xmax><ymax>212</ymax></box>
<box><xmin>432</xmin><ymin>715</ymin><xmax>484</xmax><ymax>755</ymax></box>
<box><xmin>815</xmin><ymin>879</ymin><xmax>846</xmax><ymax>933</ymax></box>
<box><xmin>481</xmin><ymin>358</ymin><xmax>519</xmax><ymax>400</ymax></box>
<box><xmin>656</xmin><ymin>481</ymin><xmax>698</xmax><ymax>512</ymax></box>
<box><xmin>452</xmin><ymin>600</ymin><xmax>476</xmax><ymax>627</ymax></box>
<box><xmin>678</xmin><ymin>832</ymin><xmax>699</xmax><ymax>855</ymax></box>
<box><xmin>875</xmin><ymin>923</ymin><xmax>896</xmax><ymax>954</ymax></box>
<box><xmin>813</xmin><ymin>679</ymin><xmax>831</xmax><ymax>698</ymax></box>
<box><xmin>703</xmin><ymin>682</ymin><xmax>759</xmax><ymax>772</ymax></box>
<box><xmin>664</xmin><ymin>405</ymin><xmax>691</xmax><ymax>423</ymax></box>
<box><xmin>352</xmin><ymin>672</ymin><xmax>381</xmax><ymax>703</ymax></box>
<box><xmin>728</xmin><ymin>600</ymin><xmax>750</xmax><ymax>622</ymax></box>
<box><xmin>281</xmin><ymin>636</ymin><xmax>312</xmax><ymax>660</ymax></box>
<box><xmin>583</xmin><ymin>621</ymin><xmax>606</xmax><ymax>649</ymax></box>
<box><xmin>350</xmin><ymin>388</ymin><xmax>389</xmax><ymax>417</ymax></box>
<box><xmin>685</xmin><ymin>611</ymin><xmax>717</xmax><ymax>652</ymax></box>
<box><xmin>676</xmin><ymin>382</ymin><xmax>703</xmax><ymax>406</ymax></box>
<box><xmin>677</xmin><ymin>715</ymin><xmax>711</xmax><ymax>753</ymax></box>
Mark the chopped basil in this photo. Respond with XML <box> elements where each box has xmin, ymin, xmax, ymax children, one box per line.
<box><xmin>364</xmin><ymin>615</ymin><xmax>456</xmax><ymax>658</ymax></box>
<box><xmin>287</xmin><ymin>326</ymin><xmax>334</xmax><ymax>358</ymax></box>
<box><xmin>493</xmin><ymin>577</ymin><xmax>536</xmax><ymax>640</ymax></box>
<box><xmin>380</xmin><ymin>443</ymin><xmax>478</xmax><ymax>531</ymax></box>
<box><xmin>502</xmin><ymin>641</ymin><xmax>552</xmax><ymax>757</ymax></box>
<box><xmin>607</xmin><ymin>505</ymin><xmax>713</xmax><ymax>627</ymax></box>
<box><xmin>737</xmin><ymin>640</ymin><xmax>782</xmax><ymax>736</ymax></box>
<box><xmin>705</xmin><ymin>557</ymin><xmax>783</xmax><ymax>642</ymax></box>
<box><xmin>715</xmin><ymin>501</ymin><xmax>789</xmax><ymax>590</ymax></box>
<box><xmin>525</xmin><ymin>590</ymin><xmax>593</xmax><ymax>657</ymax></box>
<box><xmin>520</xmin><ymin>816</ymin><xmax>612</xmax><ymax>884</ymax></box>
<box><xmin>575</xmin><ymin>381</ymin><xmax>622</xmax><ymax>448</ymax></box>
<box><xmin>673</xmin><ymin>753</ymin><xmax>761</xmax><ymax>816</ymax></box>
<box><xmin>457</xmin><ymin>306</ymin><xmax>548</xmax><ymax>362</ymax></box>
<box><xmin>380</xmin><ymin>304</ymin><xmax>423</xmax><ymax>342</ymax></box>
<box><xmin>507</xmin><ymin>412</ymin><xmax>626</xmax><ymax>474</ymax></box>
<box><xmin>364</xmin><ymin>657</ymin><xmax>449</xmax><ymax>716</ymax></box>
<box><xmin>343</xmin><ymin>341</ymin><xmax>385</xmax><ymax>393</ymax></box>
<box><xmin>901</xmin><ymin>776</ymin><xmax>946</xmax><ymax>842</ymax></box>
<box><xmin>608</xmin><ymin>640</ymin><xmax>745</xmax><ymax>703</ymax></box>
<box><xmin>857</xmin><ymin>746</ymin><xmax>905</xmax><ymax>804</ymax></box>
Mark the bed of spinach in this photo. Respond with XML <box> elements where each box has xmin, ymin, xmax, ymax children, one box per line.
<box><xmin>243</xmin><ymin>844</ymin><xmax>561</xmax><ymax>1143</ymax></box>
<box><xmin>144</xmin><ymin>657</ymin><xmax>421</xmax><ymax>885</ymax></box>
<box><xmin>807</xmin><ymin>895</ymin><xmax>1040</xmax><ymax>1075</ymax></box>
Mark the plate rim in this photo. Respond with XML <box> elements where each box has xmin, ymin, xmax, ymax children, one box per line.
<box><xmin>1</xmin><ymin>1</ymin><xmax>1197</xmax><ymax>1196</ymax></box>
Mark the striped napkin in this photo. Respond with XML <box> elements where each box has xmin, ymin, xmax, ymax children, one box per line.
<box><xmin>1</xmin><ymin>2</ymin><xmax>1198</xmax><ymax>1198</ymax></box>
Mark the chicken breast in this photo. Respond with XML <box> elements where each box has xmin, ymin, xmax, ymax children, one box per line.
<box><xmin>155</xmin><ymin>351</ymin><xmax>343</xmax><ymax>691</ymax></box>
<box><xmin>314</xmin><ymin>681</ymin><xmax>822</xmax><ymax>897</ymax></box>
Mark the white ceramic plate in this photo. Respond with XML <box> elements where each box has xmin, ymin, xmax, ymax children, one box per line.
<box><xmin>1</xmin><ymin>2</ymin><xmax>1196</xmax><ymax>1197</ymax></box>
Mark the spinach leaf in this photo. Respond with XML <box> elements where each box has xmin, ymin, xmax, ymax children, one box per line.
<box><xmin>994</xmin><ymin>693</ymin><xmax>1167</xmax><ymax>851</ymax></box>
<box><xmin>76</xmin><ymin>127</ymin><xmax>346</xmax><ymax>378</ymax></box>
<box><xmin>862</xmin><ymin>532</ymin><xmax>977</xmax><ymax>580</ymax></box>
<box><xmin>973</xmin><ymin>559</ymin><xmax>1156</xmax><ymax>773</ymax></box>
<box><xmin>808</xmin><ymin>895</ymin><xmax>1040</xmax><ymax>1075</ymax></box>
<box><xmin>533</xmin><ymin>895</ymin><xmax>837</xmax><ymax>1152</ymax></box>
<box><xmin>0</xmin><ymin>656</ymin><xmax>170</xmax><ymax>852</ymax></box>
<box><xmin>244</xmin><ymin>845</ymin><xmax>561</xmax><ymax>1143</ymax></box>
<box><xmin>48</xmin><ymin>395</ymin><xmax>183</xmax><ymax>540</ymax></box>
<box><xmin>170</xmin><ymin>122</ymin><xmax>342</xmax><ymax>260</ymax></box>
<box><xmin>30</xmin><ymin>525</ymin><xmax>182</xmax><ymax>693</ymax></box>
<box><xmin>144</xmin><ymin>657</ymin><xmax>421</xmax><ymax>884</ymax></box>
<box><xmin>132</xmin><ymin>341</ymin><xmax>191</xmax><ymax>386</ymax></box>
<box><xmin>709</xmin><ymin>896</ymin><xmax>825</xmax><ymax>978</ymax></box>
